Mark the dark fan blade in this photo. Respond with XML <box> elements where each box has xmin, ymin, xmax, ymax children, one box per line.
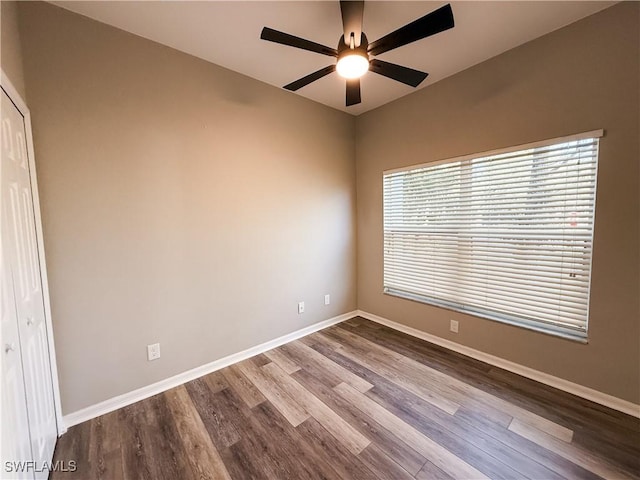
<box><xmin>284</xmin><ymin>65</ymin><xmax>336</xmax><ymax>91</ymax></box>
<box><xmin>368</xmin><ymin>4</ymin><xmax>454</xmax><ymax>56</ymax></box>
<box><xmin>261</xmin><ymin>27</ymin><xmax>338</xmax><ymax>57</ymax></box>
<box><xmin>346</xmin><ymin>79</ymin><xmax>361</xmax><ymax>106</ymax></box>
<box><xmin>340</xmin><ymin>1</ymin><xmax>364</xmax><ymax>47</ymax></box>
<box><xmin>370</xmin><ymin>59</ymin><xmax>428</xmax><ymax>87</ymax></box>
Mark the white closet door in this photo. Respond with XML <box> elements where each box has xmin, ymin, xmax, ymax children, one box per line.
<box><xmin>1</xmin><ymin>87</ymin><xmax>57</xmax><ymax>479</ymax></box>
<box><xmin>1</xmin><ymin>247</ymin><xmax>33</xmax><ymax>479</ymax></box>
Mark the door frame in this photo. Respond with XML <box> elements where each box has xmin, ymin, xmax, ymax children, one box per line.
<box><xmin>1</xmin><ymin>69</ymin><xmax>65</xmax><ymax>435</ymax></box>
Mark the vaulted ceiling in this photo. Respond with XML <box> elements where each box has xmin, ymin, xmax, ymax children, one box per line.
<box><xmin>52</xmin><ymin>1</ymin><xmax>615</xmax><ymax>115</ymax></box>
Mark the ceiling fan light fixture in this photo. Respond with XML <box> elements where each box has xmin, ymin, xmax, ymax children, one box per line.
<box><xmin>260</xmin><ymin>2</ymin><xmax>454</xmax><ymax>106</ymax></box>
<box><xmin>336</xmin><ymin>51</ymin><xmax>369</xmax><ymax>79</ymax></box>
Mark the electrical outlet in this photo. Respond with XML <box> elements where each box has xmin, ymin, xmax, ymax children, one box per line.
<box><xmin>147</xmin><ymin>343</ymin><xmax>161</xmax><ymax>361</ymax></box>
<box><xmin>450</xmin><ymin>320</ymin><xmax>459</xmax><ymax>333</ymax></box>
<box><xmin>324</xmin><ymin>294</ymin><xmax>330</xmax><ymax>305</ymax></box>
<box><xmin>298</xmin><ymin>301</ymin><xmax>305</xmax><ymax>314</ymax></box>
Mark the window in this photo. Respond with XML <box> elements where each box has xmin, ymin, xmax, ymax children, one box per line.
<box><xmin>383</xmin><ymin>130</ymin><xmax>602</xmax><ymax>341</ymax></box>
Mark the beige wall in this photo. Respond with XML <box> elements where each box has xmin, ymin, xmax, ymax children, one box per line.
<box><xmin>15</xmin><ymin>1</ymin><xmax>639</xmax><ymax>413</ymax></box>
<box><xmin>356</xmin><ymin>2</ymin><xmax>639</xmax><ymax>404</ymax></box>
<box><xmin>18</xmin><ymin>2</ymin><xmax>356</xmax><ymax>414</ymax></box>
<box><xmin>1</xmin><ymin>0</ymin><xmax>26</xmax><ymax>99</ymax></box>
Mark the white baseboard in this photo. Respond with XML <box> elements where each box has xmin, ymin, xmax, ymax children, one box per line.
<box><xmin>356</xmin><ymin>310</ymin><xmax>640</xmax><ymax>418</ymax></box>
<box><xmin>63</xmin><ymin>310</ymin><xmax>356</xmax><ymax>429</ymax></box>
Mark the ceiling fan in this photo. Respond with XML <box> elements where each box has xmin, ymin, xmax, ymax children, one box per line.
<box><xmin>260</xmin><ymin>2</ymin><xmax>455</xmax><ymax>107</ymax></box>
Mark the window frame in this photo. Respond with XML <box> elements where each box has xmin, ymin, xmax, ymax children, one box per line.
<box><xmin>382</xmin><ymin>129</ymin><xmax>603</xmax><ymax>342</ymax></box>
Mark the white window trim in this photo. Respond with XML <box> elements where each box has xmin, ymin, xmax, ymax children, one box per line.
<box><xmin>384</xmin><ymin>129</ymin><xmax>604</xmax><ymax>174</ymax></box>
<box><xmin>383</xmin><ymin>129</ymin><xmax>604</xmax><ymax>343</ymax></box>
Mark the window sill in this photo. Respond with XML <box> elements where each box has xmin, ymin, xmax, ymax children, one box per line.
<box><xmin>384</xmin><ymin>289</ymin><xmax>589</xmax><ymax>344</ymax></box>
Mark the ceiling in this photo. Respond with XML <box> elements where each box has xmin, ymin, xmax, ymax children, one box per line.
<box><xmin>52</xmin><ymin>1</ymin><xmax>615</xmax><ymax>116</ymax></box>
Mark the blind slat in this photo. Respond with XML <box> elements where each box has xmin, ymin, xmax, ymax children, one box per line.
<box><xmin>383</xmin><ymin>135</ymin><xmax>599</xmax><ymax>340</ymax></box>
<box><xmin>384</xmin><ymin>267</ymin><xmax>590</xmax><ymax>304</ymax></box>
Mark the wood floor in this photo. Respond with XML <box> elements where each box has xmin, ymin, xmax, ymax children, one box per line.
<box><xmin>52</xmin><ymin>318</ymin><xmax>640</xmax><ymax>480</ymax></box>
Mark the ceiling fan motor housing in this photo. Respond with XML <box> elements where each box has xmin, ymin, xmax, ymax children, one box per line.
<box><xmin>337</xmin><ymin>33</ymin><xmax>369</xmax><ymax>56</ymax></box>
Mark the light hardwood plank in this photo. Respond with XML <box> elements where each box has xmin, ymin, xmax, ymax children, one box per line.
<box><xmin>331</xmin><ymin>326</ymin><xmax>574</xmax><ymax>442</ymax></box>
<box><xmin>145</xmin><ymin>394</ymin><xmax>196</xmax><ymax>480</ymax></box>
<box><xmin>334</xmin><ymin>382</ymin><xmax>489</xmax><ymax>480</ymax></box>
<box><xmin>307</xmin><ymin>330</ymin><xmax>345</xmax><ymax>350</ymax></box>
<box><xmin>262</xmin><ymin>361</ymin><xmax>371</xmax><ymax>455</ymax></box>
<box><xmin>185</xmin><ymin>378</ymin><xmax>242</xmax><ymax>449</ymax></box>
<box><xmin>236</xmin><ymin>358</ymin><xmax>310</xmax><ymax>427</ymax></box>
<box><xmin>509</xmin><ymin>418</ymin><xmax>635</xmax><ymax>479</ymax></box>
<box><xmin>416</xmin><ymin>461</ymin><xmax>455</xmax><ymax>480</ymax></box>
<box><xmin>203</xmin><ymin>370</ymin><xmax>229</xmax><ymax>394</ymax></box>
<box><xmin>295</xmin><ymin>417</ymin><xmax>378</xmax><ymax>480</ymax></box>
<box><xmin>454</xmin><ymin>406</ymin><xmax>601</xmax><ymax>480</ymax></box>
<box><xmin>288</xmin><ymin>339</ymin><xmax>374</xmax><ymax>392</ymax></box>
<box><xmin>211</xmin><ymin>387</ymin><xmax>310</xmax><ymax>479</ymax></box>
<box><xmin>358</xmin><ymin>444</ymin><xmax>415</xmax><ymax>480</ymax></box>
<box><xmin>292</xmin><ymin>367</ymin><xmax>427</xmax><ymax>476</ymax></box>
<box><xmin>323</xmin><ymin>330</ymin><xmax>460</xmax><ymax>415</ymax></box>
<box><xmin>221</xmin><ymin>364</ymin><xmax>266</xmax><ymax>408</ymax></box>
<box><xmin>250</xmin><ymin>401</ymin><xmax>345</xmax><ymax>479</ymax></box>
<box><xmin>263</xmin><ymin>348</ymin><xmax>301</xmax><ymax>374</ymax></box>
<box><xmin>164</xmin><ymin>386</ymin><xmax>232</xmax><ymax>480</ymax></box>
<box><xmin>118</xmin><ymin>400</ymin><xmax>163</xmax><ymax>480</ymax></box>
<box><xmin>88</xmin><ymin>411</ymin><xmax>124</xmax><ymax>480</ymax></box>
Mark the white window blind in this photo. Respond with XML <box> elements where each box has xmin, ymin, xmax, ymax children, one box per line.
<box><xmin>383</xmin><ymin>131</ymin><xmax>602</xmax><ymax>340</ymax></box>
